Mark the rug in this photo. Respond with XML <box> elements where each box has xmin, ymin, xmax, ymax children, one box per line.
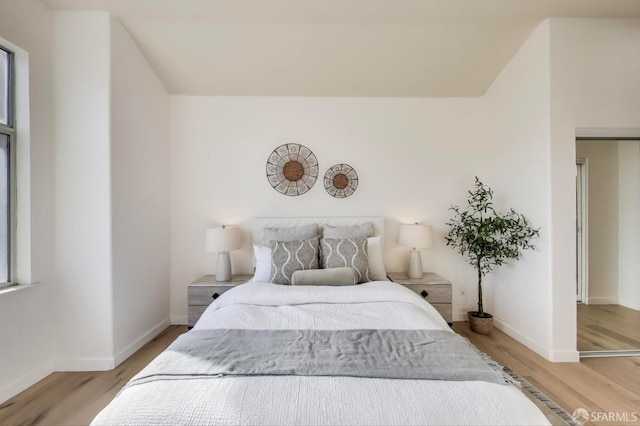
<box><xmin>503</xmin><ymin>366</ymin><xmax>582</xmax><ymax>426</ymax></box>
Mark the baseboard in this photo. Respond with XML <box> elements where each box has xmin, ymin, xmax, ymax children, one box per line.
<box><xmin>549</xmin><ymin>349</ymin><xmax>580</xmax><ymax>362</ymax></box>
<box><xmin>586</xmin><ymin>296</ymin><xmax>618</xmax><ymax>305</ymax></box>
<box><xmin>619</xmin><ymin>300</ymin><xmax>640</xmax><ymax>311</ymax></box>
<box><xmin>55</xmin><ymin>357</ymin><xmax>115</xmax><ymax>372</ymax></box>
<box><xmin>114</xmin><ymin>318</ymin><xmax>171</xmax><ymax>366</ymax></box>
<box><xmin>171</xmin><ymin>314</ymin><xmax>187</xmax><ymax>325</ymax></box>
<box><xmin>54</xmin><ymin>319</ymin><xmax>172</xmax><ymax>372</ymax></box>
<box><xmin>0</xmin><ymin>361</ymin><xmax>54</xmax><ymax>404</ymax></box>
<box><xmin>492</xmin><ymin>318</ymin><xmax>549</xmax><ymax>360</ymax></box>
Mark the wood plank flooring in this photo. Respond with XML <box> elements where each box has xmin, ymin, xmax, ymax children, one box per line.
<box><xmin>0</xmin><ymin>325</ymin><xmax>188</xmax><ymax>426</ymax></box>
<box><xmin>577</xmin><ymin>304</ymin><xmax>640</xmax><ymax>351</ymax></box>
<box><xmin>1</xmin><ymin>324</ymin><xmax>639</xmax><ymax>426</ymax></box>
<box><xmin>454</xmin><ymin>322</ymin><xmax>640</xmax><ymax>426</ymax></box>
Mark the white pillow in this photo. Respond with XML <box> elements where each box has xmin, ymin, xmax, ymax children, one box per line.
<box><xmin>251</xmin><ymin>244</ymin><xmax>272</xmax><ymax>282</ymax></box>
<box><xmin>367</xmin><ymin>236</ymin><xmax>387</xmax><ymax>281</ymax></box>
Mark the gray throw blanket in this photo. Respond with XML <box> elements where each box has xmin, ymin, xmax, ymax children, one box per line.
<box><xmin>129</xmin><ymin>329</ymin><xmax>509</xmax><ymax>387</ymax></box>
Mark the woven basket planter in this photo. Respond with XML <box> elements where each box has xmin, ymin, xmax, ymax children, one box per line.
<box><xmin>467</xmin><ymin>311</ymin><xmax>493</xmax><ymax>335</ymax></box>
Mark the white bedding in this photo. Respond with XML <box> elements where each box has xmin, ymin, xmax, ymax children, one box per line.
<box><xmin>92</xmin><ymin>281</ymin><xmax>550</xmax><ymax>426</ymax></box>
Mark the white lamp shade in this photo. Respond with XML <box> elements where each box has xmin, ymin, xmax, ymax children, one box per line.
<box><xmin>398</xmin><ymin>223</ymin><xmax>434</xmax><ymax>249</ymax></box>
<box><xmin>205</xmin><ymin>226</ymin><xmax>242</xmax><ymax>253</ymax></box>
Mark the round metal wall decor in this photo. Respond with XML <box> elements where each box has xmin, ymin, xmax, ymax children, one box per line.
<box><xmin>324</xmin><ymin>164</ymin><xmax>358</xmax><ymax>198</ymax></box>
<box><xmin>266</xmin><ymin>143</ymin><xmax>319</xmax><ymax>196</ymax></box>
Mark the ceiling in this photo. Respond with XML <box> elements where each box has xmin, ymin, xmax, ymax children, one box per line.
<box><xmin>41</xmin><ymin>0</ymin><xmax>640</xmax><ymax>97</ymax></box>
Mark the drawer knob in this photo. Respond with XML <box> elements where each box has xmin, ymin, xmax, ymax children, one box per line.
<box><xmin>420</xmin><ymin>290</ymin><xmax>429</xmax><ymax>298</ymax></box>
<box><xmin>212</xmin><ymin>293</ymin><xmax>220</xmax><ymax>299</ymax></box>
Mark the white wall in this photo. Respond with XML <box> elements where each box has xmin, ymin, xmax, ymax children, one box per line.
<box><xmin>549</xmin><ymin>18</ymin><xmax>640</xmax><ymax>359</ymax></box>
<box><xmin>53</xmin><ymin>11</ymin><xmax>171</xmax><ymax>371</ymax></box>
<box><xmin>576</xmin><ymin>140</ymin><xmax>619</xmax><ymax>304</ymax></box>
<box><xmin>617</xmin><ymin>140</ymin><xmax>640</xmax><ymax>310</ymax></box>
<box><xmin>169</xmin><ymin>96</ymin><xmax>487</xmax><ymax>324</ymax></box>
<box><xmin>53</xmin><ymin>11</ymin><xmax>114</xmax><ymax>370</ymax></box>
<box><xmin>0</xmin><ymin>0</ymin><xmax>57</xmax><ymax>403</ymax></box>
<box><xmin>483</xmin><ymin>21</ymin><xmax>556</xmax><ymax>360</ymax></box>
<box><xmin>0</xmin><ymin>6</ymin><xmax>171</xmax><ymax>399</ymax></box>
<box><xmin>110</xmin><ymin>17</ymin><xmax>171</xmax><ymax>364</ymax></box>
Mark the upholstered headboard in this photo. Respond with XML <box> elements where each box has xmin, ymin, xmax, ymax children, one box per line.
<box><xmin>251</xmin><ymin>216</ymin><xmax>384</xmax><ymax>249</ymax></box>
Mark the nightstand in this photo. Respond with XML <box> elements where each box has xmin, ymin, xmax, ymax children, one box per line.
<box><xmin>387</xmin><ymin>272</ymin><xmax>453</xmax><ymax>325</ymax></box>
<box><xmin>187</xmin><ymin>274</ymin><xmax>252</xmax><ymax>327</ymax></box>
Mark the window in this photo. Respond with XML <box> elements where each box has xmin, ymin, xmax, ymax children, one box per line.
<box><xmin>0</xmin><ymin>45</ymin><xmax>14</xmax><ymax>287</ymax></box>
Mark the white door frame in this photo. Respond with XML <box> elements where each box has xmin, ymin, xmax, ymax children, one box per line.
<box><xmin>576</xmin><ymin>158</ymin><xmax>588</xmax><ymax>304</ymax></box>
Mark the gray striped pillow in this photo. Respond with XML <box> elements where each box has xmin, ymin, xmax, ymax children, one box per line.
<box><xmin>270</xmin><ymin>236</ymin><xmax>320</xmax><ymax>285</ymax></box>
<box><xmin>320</xmin><ymin>237</ymin><xmax>371</xmax><ymax>283</ymax></box>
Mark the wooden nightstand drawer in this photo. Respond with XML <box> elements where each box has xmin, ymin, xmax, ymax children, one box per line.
<box><xmin>387</xmin><ymin>272</ymin><xmax>453</xmax><ymax>325</ymax></box>
<box><xmin>188</xmin><ymin>305</ymin><xmax>208</xmax><ymax>326</ymax></box>
<box><xmin>432</xmin><ymin>304</ymin><xmax>452</xmax><ymax>323</ymax></box>
<box><xmin>188</xmin><ymin>285</ymin><xmax>235</xmax><ymax>306</ymax></box>
<box><xmin>187</xmin><ymin>274</ymin><xmax>252</xmax><ymax>327</ymax></box>
<box><xmin>402</xmin><ymin>284</ymin><xmax>452</xmax><ymax>304</ymax></box>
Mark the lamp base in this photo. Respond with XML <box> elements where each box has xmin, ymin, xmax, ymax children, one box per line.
<box><xmin>407</xmin><ymin>250</ymin><xmax>423</xmax><ymax>279</ymax></box>
<box><xmin>216</xmin><ymin>252</ymin><xmax>232</xmax><ymax>282</ymax></box>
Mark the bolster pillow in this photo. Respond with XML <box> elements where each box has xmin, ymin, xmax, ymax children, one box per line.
<box><xmin>291</xmin><ymin>267</ymin><xmax>357</xmax><ymax>286</ymax></box>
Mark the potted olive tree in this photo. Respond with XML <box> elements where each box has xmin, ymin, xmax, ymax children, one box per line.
<box><xmin>445</xmin><ymin>177</ymin><xmax>539</xmax><ymax>334</ymax></box>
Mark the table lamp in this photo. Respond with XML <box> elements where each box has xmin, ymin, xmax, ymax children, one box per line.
<box><xmin>205</xmin><ymin>225</ymin><xmax>242</xmax><ymax>281</ymax></box>
<box><xmin>398</xmin><ymin>223</ymin><xmax>434</xmax><ymax>279</ymax></box>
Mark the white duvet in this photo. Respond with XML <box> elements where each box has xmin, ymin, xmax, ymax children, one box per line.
<box><xmin>92</xmin><ymin>281</ymin><xmax>550</xmax><ymax>426</ymax></box>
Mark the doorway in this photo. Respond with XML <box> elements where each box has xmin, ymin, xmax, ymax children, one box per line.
<box><xmin>575</xmin><ymin>138</ymin><xmax>640</xmax><ymax>358</ymax></box>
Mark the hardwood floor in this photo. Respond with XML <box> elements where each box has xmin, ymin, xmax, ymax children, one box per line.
<box><xmin>0</xmin><ymin>325</ymin><xmax>188</xmax><ymax>426</ymax></box>
<box><xmin>455</xmin><ymin>322</ymin><xmax>640</xmax><ymax>426</ymax></box>
<box><xmin>577</xmin><ymin>303</ymin><xmax>640</xmax><ymax>351</ymax></box>
<box><xmin>1</xmin><ymin>324</ymin><xmax>639</xmax><ymax>426</ymax></box>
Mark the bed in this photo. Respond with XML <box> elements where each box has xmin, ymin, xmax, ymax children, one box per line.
<box><xmin>91</xmin><ymin>217</ymin><xmax>551</xmax><ymax>426</ymax></box>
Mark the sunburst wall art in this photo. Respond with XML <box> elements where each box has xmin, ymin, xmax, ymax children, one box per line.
<box><xmin>266</xmin><ymin>143</ymin><xmax>319</xmax><ymax>196</ymax></box>
<box><xmin>324</xmin><ymin>163</ymin><xmax>358</xmax><ymax>198</ymax></box>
